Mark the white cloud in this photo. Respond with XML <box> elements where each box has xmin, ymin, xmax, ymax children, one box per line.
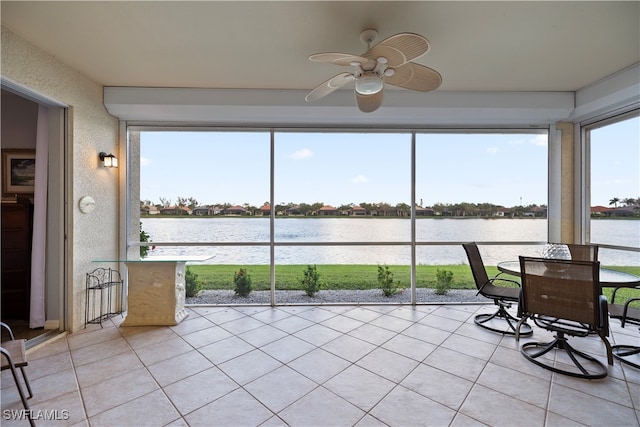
<box><xmin>290</xmin><ymin>148</ymin><xmax>314</xmax><ymax>160</ymax></box>
<box><xmin>141</xmin><ymin>157</ymin><xmax>152</xmax><ymax>166</ymax></box>
<box><xmin>507</xmin><ymin>134</ymin><xmax>547</xmax><ymax>147</ymax></box>
<box><xmin>531</xmin><ymin>134</ymin><xmax>548</xmax><ymax>147</ymax></box>
<box><xmin>487</xmin><ymin>147</ymin><xmax>499</xmax><ymax>154</ymax></box>
<box><xmin>351</xmin><ymin>174</ymin><xmax>368</xmax><ymax>184</ymax></box>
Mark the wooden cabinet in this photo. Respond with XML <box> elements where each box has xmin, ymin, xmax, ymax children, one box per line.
<box><xmin>1</xmin><ymin>202</ymin><xmax>33</xmax><ymax>320</ymax></box>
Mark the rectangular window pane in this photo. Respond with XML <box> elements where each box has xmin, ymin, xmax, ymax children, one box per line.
<box><xmin>415</xmin><ymin>132</ymin><xmax>548</xmax><ymax>242</ymax></box>
<box><xmin>589</xmin><ymin>115</ymin><xmax>640</xmax><ymax>266</ymax></box>
<box><xmin>274</xmin><ymin>131</ymin><xmax>411</xmax><ymax>243</ymax></box>
<box><xmin>415</xmin><ymin>132</ymin><xmax>547</xmax><ymax>302</ymax></box>
<box><xmin>139</xmin><ymin>131</ymin><xmax>271</xmax><ymax>254</ymax></box>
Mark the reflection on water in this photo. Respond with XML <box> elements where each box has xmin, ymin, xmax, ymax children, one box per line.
<box><xmin>141</xmin><ymin>217</ymin><xmax>639</xmax><ymax>266</ymax></box>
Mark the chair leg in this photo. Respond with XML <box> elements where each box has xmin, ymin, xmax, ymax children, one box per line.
<box><xmin>475</xmin><ymin>302</ymin><xmax>533</xmax><ymax>336</ymax></box>
<box><xmin>521</xmin><ymin>332</ymin><xmax>608</xmax><ymax>379</ymax></box>
<box><xmin>612</xmin><ymin>345</ymin><xmax>640</xmax><ymax>369</ymax></box>
<box><xmin>19</xmin><ymin>366</ymin><xmax>33</xmax><ymax>398</ymax></box>
<box><xmin>5</xmin><ymin>362</ymin><xmax>35</xmax><ymax>426</ymax></box>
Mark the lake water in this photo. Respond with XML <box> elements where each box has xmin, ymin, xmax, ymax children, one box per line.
<box><xmin>141</xmin><ymin>217</ymin><xmax>640</xmax><ymax>266</ymax></box>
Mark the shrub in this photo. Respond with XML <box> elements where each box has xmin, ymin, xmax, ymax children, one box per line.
<box><xmin>233</xmin><ymin>268</ymin><xmax>252</xmax><ymax>296</ymax></box>
<box><xmin>435</xmin><ymin>269</ymin><xmax>454</xmax><ymax>295</ymax></box>
<box><xmin>301</xmin><ymin>264</ymin><xmax>321</xmax><ymax>297</ymax></box>
<box><xmin>139</xmin><ymin>222</ymin><xmax>151</xmax><ymax>258</ymax></box>
<box><xmin>185</xmin><ymin>266</ymin><xmax>202</xmax><ymax>297</ymax></box>
<box><xmin>377</xmin><ymin>264</ymin><xmax>399</xmax><ymax>297</ymax></box>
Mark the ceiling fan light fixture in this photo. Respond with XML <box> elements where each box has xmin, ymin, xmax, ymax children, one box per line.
<box><xmin>355</xmin><ymin>74</ymin><xmax>383</xmax><ymax>95</ymax></box>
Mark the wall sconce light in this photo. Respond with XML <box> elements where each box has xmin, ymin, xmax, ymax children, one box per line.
<box><xmin>99</xmin><ymin>152</ymin><xmax>118</xmax><ymax>168</ymax></box>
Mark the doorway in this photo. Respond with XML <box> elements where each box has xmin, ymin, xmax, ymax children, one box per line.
<box><xmin>1</xmin><ymin>85</ymin><xmax>67</xmax><ymax>344</ymax></box>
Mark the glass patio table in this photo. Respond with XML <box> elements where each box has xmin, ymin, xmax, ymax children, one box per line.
<box><xmin>497</xmin><ymin>260</ymin><xmax>640</xmax><ymax>288</ymax></box>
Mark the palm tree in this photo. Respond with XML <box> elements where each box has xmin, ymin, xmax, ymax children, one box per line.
<box><xmin>609</xmin><ymin>197</ymin><xmax>620</xmax><ymax>207</ymax></box>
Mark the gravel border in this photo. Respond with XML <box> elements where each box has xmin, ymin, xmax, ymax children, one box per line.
<box><xmin>186</xmin><ymin>288</ymin><xmax>488</xmax><ymax>305</ymax></box>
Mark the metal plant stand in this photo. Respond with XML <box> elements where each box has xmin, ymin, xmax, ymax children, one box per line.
<box><xmin>85</xmin><ymin>267</ymin><xmax>124</xmax><ymax>327</ymax></box>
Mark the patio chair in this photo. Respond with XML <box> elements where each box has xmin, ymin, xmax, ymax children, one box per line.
<box><xmin>611</xmin><ymin>332</ymin><xmax>640</xmax><ymax>370</ymax></box>
<box><xmin>516</xmin><ymin>257</ymin><xmax>613</xmax><ymax>379</ymax></box>
<box><xmin>610</xmin><ymin>287</ymin><xmax>640</xmax><ymax>369</ymax></box>
<box><xmin>609</xmin><ymin>286</ymin><xmax>640</xmax><ymax>328</ymax></box>
<box><xmin>1</xmin><ymin>322</ymin><xmax>35</xmax><ymax>426</ymax></box>
<box><xmin>462</xmin><ymin>242</ymin><xmax>532</xmax><ymax>336</ymax></box>
<box><xmin>565</xmin><ymin>243</ymin><xmax>599</xmax><ymax>261</ymax></box>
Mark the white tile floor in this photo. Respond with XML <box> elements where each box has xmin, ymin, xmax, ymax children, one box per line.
<box><xmin>2</xmin><ymin>303</ymin><xmax>639</xmax><ymax>426</ymax></box>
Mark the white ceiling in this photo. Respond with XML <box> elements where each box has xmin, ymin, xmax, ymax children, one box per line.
<box><xmin>2</xmin><ymin>1</ymin><xmax>639</xmax><ymax>94</ymax></box>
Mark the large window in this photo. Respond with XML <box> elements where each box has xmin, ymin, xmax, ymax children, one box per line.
<box><xmin>414</xmin><ymin>132</ymin><xmax>548</xmax><ymax>302</ymax></box>
<box><xmin>134</xmin><ymin>128</ymin><xmax>551</xmax><ymax>305</ymax></box>
<box><xmin>587</xmin><ymin>113</ymin><xmax>640</xmax><ymax>266</ymax></box>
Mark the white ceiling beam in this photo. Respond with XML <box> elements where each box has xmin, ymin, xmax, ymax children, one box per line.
<box><xmin>104</xmin><ymin>87</ymin><xmax>574</xmax><ymax>127</ymax></box>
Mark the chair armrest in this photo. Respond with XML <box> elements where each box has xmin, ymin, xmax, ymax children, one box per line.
<box><xmin>517</xmin><ymin>287</ymin><xmax>525</xmax><ymax>317</ymax></box>
<box><xmin>611</xmin><ymin>285</ymin><xmax>640</xmax><ymax>305</ymax></box>
<box><xmin>477</xmin><ymin>275</ymin><xmax>521</xmax><ymax>296</ymax></box>
<box><xmin>622</xmin><ymin>297</ymin><xmax>640</xmax><ymax>318</ymax></box>
<box><xmin>0</xmin><ymin>322</ymin><xmax>15</xmax><ymax>340</ymax></box>
<box><xmin>599</xmin><ymin>295</ymin><xmax>610</xmax><ymax>336</ymax></box>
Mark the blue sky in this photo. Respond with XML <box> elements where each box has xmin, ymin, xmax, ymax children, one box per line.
<box><xmin>140</xmin><ymin>117</ymin><xmax>638</xmax><ymax>208</ymax></box>
<box><xmin>590</xmin><ymin>117</ymin><xmax>640</xmax><ymax>206</ymax></box>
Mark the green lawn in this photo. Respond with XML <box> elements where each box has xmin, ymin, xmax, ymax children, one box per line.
<box><xmin>187</xmin><ymin>264</ymin><xmax>640</xmax><ymax>306</ymax></box>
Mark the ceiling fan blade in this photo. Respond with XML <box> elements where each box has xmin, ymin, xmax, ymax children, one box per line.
<box><xmin>369</xmin><ymin>33</ymin><xmax>430</xmax><ymax>67</ymax></box>
<box><xmin>309</xmin><ymin>53</ymin><xmax>368</xmax><ymax>67</ymax></box>
<box><xmin>305</xmin><ymin>72</ymin><xmax>354</xmax><ymax>102</ymax></box>
<box><xmin>355</xmin><ymin>89</ymin><xmax>383</xmax><ymax>113</ymax></box>
<box><xmin>385</xmin><ymin>63</ymin><xmax>442</xmax><ymax>92</ymax></box>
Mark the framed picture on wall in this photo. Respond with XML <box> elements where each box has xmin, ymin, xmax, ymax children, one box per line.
<box><xmin>2</xmin><ymin>149</ymin><xmax>36</xmax><ymax>195</ymax></box>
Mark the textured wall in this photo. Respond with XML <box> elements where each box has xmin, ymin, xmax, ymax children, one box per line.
<box><xmin>2</xmin><ymin>26</ymin><xmax>119</xmax><ymax>332</ymax></box>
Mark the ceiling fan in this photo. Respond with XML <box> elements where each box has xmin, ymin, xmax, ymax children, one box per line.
<box><xmin>305</xmin><ymin>29</ymin><xmax>442</xmax><ymax>113</ymax></box>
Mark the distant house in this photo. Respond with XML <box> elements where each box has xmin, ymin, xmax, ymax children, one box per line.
<box><xmin>192</xmin><ymin>206</ymin><xmax>215</xmax><ymax>216</ymax></box>
<box><xmin>210</xmin><ymin>205</ymin><xmax>224</xmax><ymax>215</ymax></box>
<box><xmin>495</xmin><ymin>207</ymin><xmax>510</xmax><ymax>217</ymax></box>
<box><xmin>224</xmin><ymin>205</ymin><xmax>248</xmax><ymax>215</ymax></box>
<box><xmin>141</xmin><ymin>205</ymin><xmax>160</xmax><ymax>215</ymax></box>
<box><xmin>591</xmin><ymin>206</ymin><xmax>614</xmax><ymax>217</ymax></box>
<box><xmin>160</xmin><ymin>206</ymin><xmax>191</xmax><ymax>215</ymax></box>
<box><xmin>529</xmin><ymin>206</ymin><xmax>547</xmax><ymax>217</ymax></box>
<box><xmin>350</xmin><ymin>206</ymin><xmax>367</xmax><ymax>216</ymax></box>
<box><xmin>415</xmin><ymin>206</ymin><xmax>435</xmax><ymax>216</ymax></box>
<box><xmin>287</xmin><ymin>205</ymin><xmax>303</xmax><ymax>216</ymax></box>
<box><xmin>258</xmin><ymin>204</ymin><xmax>272</xmax><ymax>216</ymax></box>
<box><xmin>611</xmin><ymin>206</ymin><xmax>637</xmax><ymax>217</ymax></box>
<box><xmin>317</xmin><ymin>205</ymin><xmax>338</xmax><ymax>216</ymax></box>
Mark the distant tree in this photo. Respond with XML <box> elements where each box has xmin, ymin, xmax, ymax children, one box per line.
<box><xmin>176</xmin><ymin>197</ymin><xmax>188</xmax><ymax>207</ymax></box>
<box><xmin>378</xmin><ymin>202</ymin><xmax>393</xmax><ymax>216</ymax></box>
<box><xmin>311</xmin><ymin>202</ymin><xmax>324</xmax><ymax>213</ymax></box>
<box><xmin>609</xmin><ymin>197</ymin><xmax>620</xmax><ymax>207</ymax></box>
<box><xmin>395</xmin><ymin>202</ymin><xmax>410</xmax><ymax>217</ymax></box>
<box><xmin>359</xmin><ymin>202</ymin><xmax>376</xmax><ymax>213</ymax></box>
<box><xmin>431</xmin><ymin>203</ymin><xmax>449</xmax><ymax>215</ymax></box>
<box><xmin>244</xmin><ymin>203</ymin><xmax>258</xmax><ymax>214</ymax></box>
<box><xmin>187</xmin><ymin>197</ymin><xmax>198</xmax><ymax>208</ymax></box>
<box><xmin>622</xmin><ymin>197</ymin><xmax>637</xmax><ymax>206</ymax></box>
<box><xmin>478</xmin><ymin>203</ymin><xmax>496</xmax><ymax>216</ymax></box>
<box><xmin>159</xmin><ymin>197</ymin><xmax>171</xmax><ymax>208</ymax></box>
<box><xmin>275</xmin><ymin>203</ymin><xmax>291</xmax><ymax>214</ymax></box>
<box><xmin>337</xmin><ymin>203</ymin><xmax>354</xmax><ymax>212</ymax></box>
